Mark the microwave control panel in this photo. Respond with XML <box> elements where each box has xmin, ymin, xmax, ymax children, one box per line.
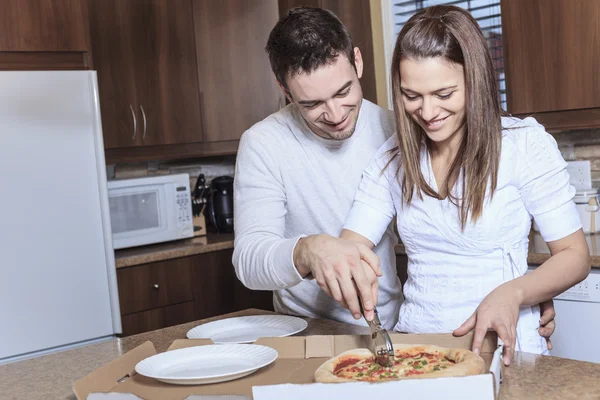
<box><xmin>175</xmin><ymin>185</ymin><xmax>192</xmax><ymax>226</ymax></box>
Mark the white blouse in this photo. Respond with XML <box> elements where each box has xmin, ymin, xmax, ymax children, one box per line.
<box><xmin>344</xmin><ymin>117</ymin><xmax>582</xmax><ymax>354</ymax></box>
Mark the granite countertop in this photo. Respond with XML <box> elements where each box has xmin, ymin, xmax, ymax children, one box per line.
<box><xmin>396</xmin><ymin>231</ymin><xmax>600</xmax><ymax>268</ymax></box>
<box><xmin>114</xmin><ymin>232</ymin><xmax>234</xmax><ymax>268</ymax></box>
<box><xmin>117</xmin><ymin>229</ymin><xmax>600</xmax><ymax>270</ymax></box>
<box><xmin>2</xmin><ymin>308</ymin><xmax>600</xmax><ymax>400</ymax></box>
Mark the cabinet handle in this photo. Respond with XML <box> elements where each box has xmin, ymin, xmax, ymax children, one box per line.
<box><xmin>140</xmin><ymin>105</ymin><xmax>147</xmax><ymax>140</ymax></box>
<box><xmin>129</xmin><ymin>104</ymin><xmax>137</xmax><ymax>140</ymax></box>
<box><xmin>153</xmin><ymin>284</ymin><xmax>159</xmax><ymax>290</ymax></box>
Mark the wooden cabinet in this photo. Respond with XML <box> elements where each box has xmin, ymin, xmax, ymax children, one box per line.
<box><xmin>192</xmin><ymin>0</ymin><xmax>283</xmax><ymax>144</ymax></box>
<box><xmin>89</xmin><ymin>0</ymin><xmax>203</xmax><ymax>150</ymax></box>
<box><xmin>117</xmin><ymin>248</ymin><xmax>273</xmax><ymax>336</ymax></box>
<box><xmin>278</xmin><ymin>0</ymin><xmax>377</xmax><ymax>104</ymax></box>
<box><xmin>0</xmin><ymin>0</ymin><xmax>92</xmax><ymax>70</ymax></box>
<box><xmin>121</xmin><ymin>301</ymin><xmax>196</xmax><ymax>336</ymax></box>
<box><xmin>92</xmin><ymin>0</ymin><xmax>282</xmax><ymax>162</ymax></box>
<box><xmin>501</xmin><ymin>0</ymin><xmax>600</xmax><ymax>131</ymax></box>
<box><xmin>117</xmin><ymin>258</ymin><xmax>194</xmax><ymax>315</ymax></box>
<box><xmin>192</xmin><ymin>249</ymin><xmax>274</xmax><ymax>319</ymax></box>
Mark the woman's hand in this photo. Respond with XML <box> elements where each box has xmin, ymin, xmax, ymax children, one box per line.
<box><xmin>453</xmin><ymin>283</ymin><xmax>522</xmax><ymax>366</ymax></box>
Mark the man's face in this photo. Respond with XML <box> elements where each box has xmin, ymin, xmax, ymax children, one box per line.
<box><xmin>285</xmin><ymin>48</ymin><xmax>364</xmax><ymax>141</ymax></box>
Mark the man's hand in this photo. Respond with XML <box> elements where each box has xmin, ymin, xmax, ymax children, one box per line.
<box><xmin>293</xmin><ymin>234</ymin><xmax>382</xmax><ymax>321</ymax></box>
<box><xmin>538</xmin><ymin>299</ymin><xmax>556</xmax><ymax>350</ymax></box>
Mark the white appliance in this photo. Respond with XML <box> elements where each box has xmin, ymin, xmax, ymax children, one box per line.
<box><xmin>528</xmin><ymin>266</ymin><xmax>600</xmax><ymax>363</ymax></box>
<box><xmin>0</xmin><ymin>71</ymin><xmax>121</xmax><ymax>364</ymax></box>
<box><xmin>107</xmin><ymin>174</ymin><xmax>194</xmax><ymax>250</ymax></box>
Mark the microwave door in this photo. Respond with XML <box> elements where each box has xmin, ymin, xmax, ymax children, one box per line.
<box><xmin>108</xmin><ymin>186</ymin><xmax>168</xmax><ymax>248</ymax></box>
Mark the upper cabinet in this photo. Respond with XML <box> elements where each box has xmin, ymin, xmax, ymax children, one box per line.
<box><xmin>193</xmin><ymin>0</ymin><xmax>283</xmax><ymax>144</ymax></box>
<box><xmin>89</xmin><ymin>0</ymin><xmax>203</xmax><ymax>150</ymax></box>
<box><xmin>501</xmin><ymin>0</ymin><xmax>600</xmax><ymax>131</ymax></box>
<box><xmin>0</xmin><ymin>0</ymin><xmax>92</xmax><ymax>70</ymax></box>
<box><xmin>278</xmin><ymin>0</ymin><xmax>377</xmax><ymax>104</ymax></box>
<box><xmin>90</xmin><ymin>0</ymin><xmax>282</xmax><ymax>162</ymax></box>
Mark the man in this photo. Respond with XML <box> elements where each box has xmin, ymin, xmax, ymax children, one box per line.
<box><xmin>232</xmin><ymin>7</ymin><xmax>400</xmax><ymax>328</ymax></box>
<box><xmin>232</xmin><ymin>6</ymin><xmax>556</xmax><ymax>340</ymax></box>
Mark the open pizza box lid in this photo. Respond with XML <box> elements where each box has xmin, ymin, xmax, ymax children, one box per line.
<box><xmin>73</xmin><ymin>332</ymin><xmax>502</xmax><ymax>400</ymax></box>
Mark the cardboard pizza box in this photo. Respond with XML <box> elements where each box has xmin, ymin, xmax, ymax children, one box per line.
<box><xmin>73</xmin><ymin>332</ymin><xmax>502</xmax><ymax>400</ymax></box>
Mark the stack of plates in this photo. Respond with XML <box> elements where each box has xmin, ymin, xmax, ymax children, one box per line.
<box><xmin>134</xmin><ymin>315</ymin><xmax>307</xmax><ymax>385</ymax></box>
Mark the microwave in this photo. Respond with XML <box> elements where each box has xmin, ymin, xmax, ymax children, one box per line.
<box><xmin>106</xmin><ymin>174</ymin><xmax>194</xmax><ymax>250</ymax></box>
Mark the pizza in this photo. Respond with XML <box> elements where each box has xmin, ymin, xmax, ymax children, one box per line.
<box><xmin>314</xmin><ymin>344</ymin><xmax>485</xmax><ymax>383</ymax></box>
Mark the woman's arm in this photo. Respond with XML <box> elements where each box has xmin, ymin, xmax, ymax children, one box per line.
<box><xmin>511</xmin><ymin>229</ymin><xmax>590</xmax><ymax>305</ymax></box>
<box><xmin>340</xmin><ymin>229</ymin><xmax>376</xmax><ymax>249</ymax></box>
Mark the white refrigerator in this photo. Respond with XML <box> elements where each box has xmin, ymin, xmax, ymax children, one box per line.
<box><xmin>0</xmin><ymin>71</ymin><xmax>121</xmax><ymax>364</ymax></box>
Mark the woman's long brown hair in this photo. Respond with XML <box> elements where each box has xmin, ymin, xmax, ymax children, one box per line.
<box><xmin>388</xmin><ymin>5</ymin><xmax>503</xmax><ymax>229</ymax></box>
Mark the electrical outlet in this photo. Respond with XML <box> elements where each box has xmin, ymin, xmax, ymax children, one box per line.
<box><xmin>566</xmin><ymin>160</ymin><xmax>592</xmax><ymax>190</ymax></box>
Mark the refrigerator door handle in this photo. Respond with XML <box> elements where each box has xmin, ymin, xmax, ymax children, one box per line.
<box><xmin>129</xmin><ymin>104</ymin><xmax>137</xmax><ymax>140</ymax></box>
<box><xmin>140</xmin><ymin>105</ymin><xmax>147</xmax><ymax>140</ymax></box>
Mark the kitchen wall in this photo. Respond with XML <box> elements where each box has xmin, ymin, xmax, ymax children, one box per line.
<box><xmin>106</xmin><ymin>155</ymin><xmax>236</xmax><ymax>190</ymax></box>
<box><xmin>552</xmin><ymin>128</ymin><xmax>600</xmax><ymax>187</ymax></box>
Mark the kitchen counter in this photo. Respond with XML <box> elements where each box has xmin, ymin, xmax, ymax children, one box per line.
<box><xmin>396</xmin><ymin>231</ymin><xmax>600</xmax><ymax>268</ymax></box>
<box><xmin>116</xmin><ymin>230</ymin><xmax>600</xmax><ymax>270</ymax></box>
<box><xmin>114</xmin><ymin>232</ymin><xmax>234</xmax><ymax>268</ymax></box>
<box><xmin>2</xmin><ymin>309</ymin><xmax>600</xmax><ymax>400</ymax></box>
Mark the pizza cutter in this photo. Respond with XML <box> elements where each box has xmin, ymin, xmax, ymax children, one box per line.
<box><xmin>361</xmin><ymin>303</ymin><xmax>395</xmax><ymax>367</ymax></box>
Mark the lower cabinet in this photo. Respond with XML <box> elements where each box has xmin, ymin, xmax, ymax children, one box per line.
<box><xmin>121</xmin><ymin>301</ymin><xmax>196</xmax><ymax>336</ymax></box>
<box><xmin>116</xmin><ymin>248</ymin><xmax>274</xmax><ymax>336</ymax></box>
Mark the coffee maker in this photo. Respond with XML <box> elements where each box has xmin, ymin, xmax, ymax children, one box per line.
<box><xmin>204</xmin><ymin>176</ymin><xmax>234</xmax><ymax>233</ymax></box>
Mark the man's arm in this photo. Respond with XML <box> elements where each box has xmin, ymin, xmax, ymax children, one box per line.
<box><xmin>232</xmin><ymin>130</ymin><xmax>381</xmax><ymax>320</ymax></box>
<box><xmin>232</xmin><ymin>131</ymin><xmax>304</xmax><ymax>290</ymax></box>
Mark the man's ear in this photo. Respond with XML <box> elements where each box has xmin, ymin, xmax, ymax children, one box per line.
<box><xmin>277</xmin><ymin>81</ymin><xmax>293</xmax><ymax>103</ymax></box>
<box><xmin>354</xmin><ymin>47</ymin><xmax>364</xmax><ymax>79</ymax></box>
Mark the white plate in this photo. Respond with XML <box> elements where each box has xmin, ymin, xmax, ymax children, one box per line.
<box><xmin>134</xmin><ymin>344</ymin><xmax>278</xmax><ymax>385</ymax></box>
<box><xmin>186</xmin><ymin>315</ymin><xmax>308</xmax><ymax>344</ymax></box>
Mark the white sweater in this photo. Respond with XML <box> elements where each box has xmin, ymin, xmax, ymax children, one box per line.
<box><xmin>233</xmin><ymin>100</ymin><xmax>403</xmax><ymax>329</ymax></box>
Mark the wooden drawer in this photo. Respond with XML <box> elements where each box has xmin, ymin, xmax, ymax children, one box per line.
<box><xmin>120</xmin><ymin>301</ymin><xmax>195</xmax><ymax>336</ymax></box>
<box><xmin>117</xmin><ymin>257</ymin><xmax>194</xmax><ymax>315</ymax></box>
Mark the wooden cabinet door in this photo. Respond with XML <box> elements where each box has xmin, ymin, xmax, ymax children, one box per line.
<box><xmin>192</xmin><ymin>249</ymin><xmax>274</xmax><ymax>319</ymax></box>
<box><xmin>135</xmin><ymin>0</ymin><xmax>203</xmax><ymax>147</ymax></box>
<box><xmin>193</xmin><ymin>0</ymin><xmax>283</xmax><ymax>143</ymax></box>
<box><xmin>88</xmin><ymin>0</ymin><xmax>141</xmax><ymax>149</ymax></box>
<box><xmin>117</xmin><ymin>258</ymin><xmax>194</xmax><ymax>315</ymax></box>
<box><xmin>501</xmin><ymin>0</ymin><xmax>600</xmax><ymax>115</ymax></box>
<box><xmin>278</xmin><ymin>0</ymin><xmax>377</xmax><ymax>104</ymax></box>
<box><xmin>0</xmin><ymin>0</ymin><xmax>90</xmax><ymax>52</ymax></box>
<box><xmin>90</xmin><ymin>0</ymin><xmax>203</xmax><ymax>149</ymax></box>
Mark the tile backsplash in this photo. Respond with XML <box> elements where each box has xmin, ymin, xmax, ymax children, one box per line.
<box><xmin>106</xmin><ymin>155</ymin><xmax>236</xmax><ymax>191</ymax></box>
<box><xmin>551</xmin><ymin>128</ymin><xmax>600</xmax><ymax>187</ymax></box>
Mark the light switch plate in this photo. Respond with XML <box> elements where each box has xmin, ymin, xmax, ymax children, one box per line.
<box><xmin>566</xmin><ymin>160</ymin><xmax>592</xmax><ymax>190</ymax></box>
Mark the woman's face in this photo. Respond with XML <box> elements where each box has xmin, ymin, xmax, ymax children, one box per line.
<box><xmin>399</xmin><ymin>57</ymin><xmax>466</xmax><ymax>148</ymax></box>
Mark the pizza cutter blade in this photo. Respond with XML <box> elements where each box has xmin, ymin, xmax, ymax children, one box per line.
<box><xmin>362</xmin><ymin>305</ymin><xmax>395</xmax><ymax>367</ymax></box>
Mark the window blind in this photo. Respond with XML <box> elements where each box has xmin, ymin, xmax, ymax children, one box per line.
<box><xmin>391</xmin><ymin>0</ymin><xmax>506</xmax><ymax>110</ymax></box>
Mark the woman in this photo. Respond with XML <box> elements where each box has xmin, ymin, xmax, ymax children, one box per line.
<box><xmin>340</xmin><ymin>5</ymin><xmax>590</xmax><ymax>365</ymax></box>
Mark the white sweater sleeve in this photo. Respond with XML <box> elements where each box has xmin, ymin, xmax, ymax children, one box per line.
<box><xmin>232</xmin><ymin>130</ymin><xmax>305</xmax><ymax>290</ymax></box>
<box><xmin>343</xmin><ymin>139</ymin><xmax>397</xmax><ymax>245</ymax></box>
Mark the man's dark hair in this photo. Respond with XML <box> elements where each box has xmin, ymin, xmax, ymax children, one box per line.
<box><xmin>265</xmin><ymin>7</ymin><xmax>355</xmax><ymax>91</ymax></box>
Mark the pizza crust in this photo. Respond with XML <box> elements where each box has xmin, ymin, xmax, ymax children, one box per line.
<box><xmin>314</xmin><ymin>344</ymin><xmax>485</xmax><ymax>383</ymax></box>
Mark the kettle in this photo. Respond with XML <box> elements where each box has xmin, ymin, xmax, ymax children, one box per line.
<box><xmin>204</xmin><ymin>176</ymin><xmax>234</xmax><ymax>233</ymax></box>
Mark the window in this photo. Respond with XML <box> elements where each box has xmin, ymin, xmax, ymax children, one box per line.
<box><xmin>383</xmin><ymin>0</ymin><xmax>506</xmax><ymax>110</ymax></box>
